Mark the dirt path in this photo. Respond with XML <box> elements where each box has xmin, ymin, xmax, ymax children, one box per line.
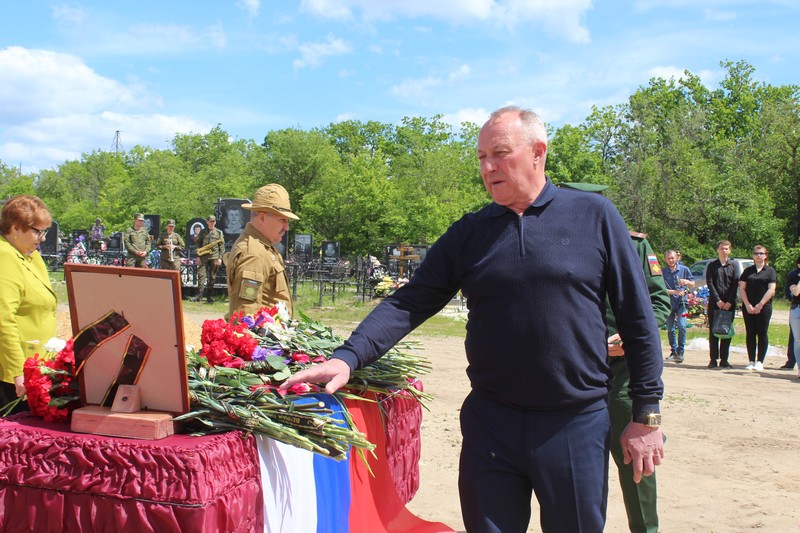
<box><xmin>404</xmin><ymin>336</ymin><xmax>800</xmax><ymax>532</ymax></box>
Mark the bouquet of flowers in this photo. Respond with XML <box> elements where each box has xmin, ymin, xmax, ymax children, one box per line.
<box><xmin>5</xmin><ymin>304</ymin><xmax>432</xmax><ymax>462</ymax></box>
<box><xmin>372</xmin><ymin>276</ymin><xmax>409</xmax><ymax>298</ymax></box>
<box><xmin>176</xmin><ymin>304</ymin><xmax>432</xmax><ymax>459</ymax></box>
<box><xmin>685</xmin><ymin>288</ymin><xmax>709</xmax><ymax>318</ymax></box>
<box><xmin>0</xmin><ymin>338</ymin><xmax>79</xmax><ymax>422</ymax></box>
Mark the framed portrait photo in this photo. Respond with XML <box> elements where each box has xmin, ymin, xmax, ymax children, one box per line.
<box><xmin>64</xmin><ymin>263</ymin><xmax>190</xmax><ymax>415</ymax></box>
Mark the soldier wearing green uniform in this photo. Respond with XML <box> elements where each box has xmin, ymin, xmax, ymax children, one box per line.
<box><xmin>225</xmin><ymin>184</ymin><xmax>298</xmax><ymax>320</ymax></box>
<box><xmin>192</xmin><ymin>215</ymin><xmax>224</xmax><ymax>302</ymax></box>
<box><xmin>158</xmin><ymin>219</ymin><xmax>185</xmax><ymax>271</ymax></box>
<box><xmin>560</xmin><ymin>182</ymin><xmax>670</xmax><ymax>533</ymax></box>
<box><xmin>124</xmin><ymin>213</ymin><xmax>151</xmax><ymax>268</ymax></box>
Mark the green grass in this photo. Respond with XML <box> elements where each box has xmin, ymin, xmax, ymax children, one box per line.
<box><xmin>660</xmin><ymin>315</ymin><xmax>791</xmax><ymax>351</ymax></box>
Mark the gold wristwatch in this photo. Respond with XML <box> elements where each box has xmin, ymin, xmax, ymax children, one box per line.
<box><xmin>633</xmin><ymin>412</ymin><xmax>661</xmax><ymax>428</ymax></box>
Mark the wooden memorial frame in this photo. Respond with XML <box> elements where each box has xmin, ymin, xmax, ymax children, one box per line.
<box><xmin>64</xmin><ymin>264</ymin><xmax>190</xmax><ymax>418</ymax></box>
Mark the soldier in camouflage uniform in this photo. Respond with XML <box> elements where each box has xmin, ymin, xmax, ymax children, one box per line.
<box><xmin>124</xmin><ymin>213</ymin><xmax>151</xmax><ymax>268</ymax></box>
<box><xmin>158</xmin><ymin>219</ymin><xmax>185</xmax><ymax>272</ymax></box>
<box><xmin>192</xmin><ymin>215</ymin><xmax>224</xmax><ymax>302</ymax></box>
<box><xmin>225</xmin><ymin>184</ymin><xmax>297</xmax><ymax>319</ymax></box>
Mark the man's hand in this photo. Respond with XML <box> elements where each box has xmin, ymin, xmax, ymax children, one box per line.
<box><xmin>620</xmin><ymin>422</ymin><xmax>665</xmax><ymax>483</ymax></box>
<box><xmin>280</xmin><ymin>358</ymin><xmax>351</xmax><ymax>395</ymax></box>
<box><xmin>607</xmin><ymin>334</ymin><xmax>625</xmax><ymax>357</ymax></box>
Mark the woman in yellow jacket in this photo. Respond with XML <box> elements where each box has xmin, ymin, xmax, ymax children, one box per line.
<box><xmin>0</xmin><ymin>195</ymin><xmax>57</xmax><ymax>414</ymax></box>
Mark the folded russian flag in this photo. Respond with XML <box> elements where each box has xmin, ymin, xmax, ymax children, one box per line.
<box><xmin>256</xmin><ymin>393</ymin><xmax>454</xmax><ymax>533</ymax></box>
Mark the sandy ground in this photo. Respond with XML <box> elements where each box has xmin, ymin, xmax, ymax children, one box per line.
<box><xmin>55</xmin><ymin>307</ymin><xmax>800</xmax><ymax>532</ymax></box>
<box><xmin>403</xmin><ymin>334</ymin><xmax>800</xmax><ymax>533</ymax></box>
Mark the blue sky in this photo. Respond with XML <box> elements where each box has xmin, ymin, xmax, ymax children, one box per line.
<box><xmin>1</xmin><ymin>0</ymin><xmax>798</xmax><ymax>172</ymax></box>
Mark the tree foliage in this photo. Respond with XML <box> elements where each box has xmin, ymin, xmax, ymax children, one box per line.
<box><xmin>2</xmin><ymin>60</ymin><xmax>798</xmax><ymax>278</ymax></box>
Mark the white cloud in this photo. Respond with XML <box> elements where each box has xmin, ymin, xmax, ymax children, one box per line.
<box><xmin>125</xmin><ymin>22</ymin><xmax>227</xmax><ymax>52</ymax></box>
<box><xmin>334</xmin><ymin>112</ymin><xmax>358</xmax><ymax>122</ymax></box>
<box><xmin>51</xmin><ymin>4</ymin><xmax>86</xmax><ymax>26</ymax></box>
<box><xmin>2</xmin><ymin>112</ymin><xmax>211</xmax><ymax>173</ymax></box>
<box><xmin>300</xmin><ymin>0</ymin><xmax>592</xmax><ymax>42</ymax></box>
<box><xmin>646</xmin><ymin>65</ymin><xmax>720</xmax><ymax>88</ymax></box>
<box><xmin>448</xmin><ymin>64</ymin><xmax>471</xmax><ymax>82</ymax></box>
<box><xmin>300</xmin><ymin>0</ymin><xmax>354</xmax><ymax>20</ymax></box>
<box><xmin>390</xmin><ymin>64</ymin><xmax>473</xmax><ymax>101</ymax></box>
<box><xmin>237</xmin><ymin>0</ymin><xmax>261</xmax><ymax>18</ymax></box>
<box><xmin>704</xmin><ymin>8</ymin><xmax>737</xmax><ymax>21</ymax></box>
<box><xmin>48</xmin><ymin>6</ymin><xmax>227</xmax><ymax>56</ymax></box>
<box><xmin>0</xmin><ymin>47</ymin><xmax>210</xmax><ymax>172</ymax></box>
<box><xmin>292</xmin><ymin>34</ymin><xmax>352</xmax><ymax>69</ymax></box>
<box><xmin>441</xmin><ymin>107</ymin><xmax>490</xmax><ymax>129</ymax></box>
<box><xmin>0</xmin><ymin>47</ymin><xmax>153</xmax><ymax>125</ymax></box>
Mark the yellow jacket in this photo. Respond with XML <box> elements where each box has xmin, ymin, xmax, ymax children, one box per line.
<box><xmin>0</xmin><ymin>236</ymin><xmax>57</xmax><ymax>383</ymax></box>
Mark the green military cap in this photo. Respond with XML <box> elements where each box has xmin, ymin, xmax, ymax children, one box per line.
<box><xmin>134</xmin><ymin>213</ymin><xmax>145</xmax><ymax>220</ymax></box>
<box><xmin>166</xmin><ymin>219</ymin><xmax>176</xmax><ymax>226</ymax></box>
<box><xmin>558</xmin><ymin>182</ymin><xmax>609</xmax><ymax>193</ymax></box>
<box><xmin>207</xmin><ymin>215</ymin><xmax>216</xmax><ymax>222</ymax></box>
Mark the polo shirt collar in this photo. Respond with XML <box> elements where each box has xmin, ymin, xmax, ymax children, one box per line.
<box><xmin>487</xmin><ymin>177</ymin><xmax>557</xmax><ymax>217</ymax></box>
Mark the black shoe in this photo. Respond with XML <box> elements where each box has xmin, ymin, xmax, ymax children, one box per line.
<box><xmin>675</xmin><ymin>352</ymin><xmax>684</xmax><ymax>363</ymax></box>
<box><xmin>779</xmin><ymin>363</ymin><xmax>795</xmax><ymax>370</ymax></box>
<box><xmin>707</xmin><ymin>360</ymin><xmax>718</xmax><ymax>369</ymax></box>
<box><xmin>719</xmin><ymin>361</ymin><xmax>732</xmax><ymax>369</ymax></box>
<box><xmin>666</xmin><ymin>350</ymin><xmax>677</xmax><ymax>361</ymax></box>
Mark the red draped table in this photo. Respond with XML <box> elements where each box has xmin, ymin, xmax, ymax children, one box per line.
<box><xmin>0</xmin><ymin>392</ymin><xmax>451</xmax><ymax>533</ymax></box>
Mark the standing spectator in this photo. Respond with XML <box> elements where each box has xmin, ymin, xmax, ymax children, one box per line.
<box><xmin>706</xmin><ymin>240</ymin><xmax>738</xmax><ymax>369</ymax></box>
<box><xmin>158</xmin><ymin>219</ymin><xmax>185</xmax><ymax>272</ymax></box>
<box><xmin>123</xmin><ymin>213</ymin><xmax>150</xmax><ymax>268</ymax></box>
<box><xmin>663</xmin><ymin>249</ymin><xmax>695</xmax><ymax>363</ymax></box>
<box><xmin>192</xmin><ymin>215</ymin><xmax>224</xmax><ymax>302</ymax></box>
<box><xmin>225</xmin><ymin>184</ymin><xmax>298</xmax><ymax>319</ymax></box>
<box><xmin>0</xmin><ymin>195</ymin><xmax>57</xmax><ymax>414</ymax></box>
<box><xmin>675</xmin><ymin>249</ymin><xmax>685</xmax><ymax>267</ymax></box>
<box><xmin>282</xmin><ymin>106</ymin><xmax>665</xmax><ymax>533</ymax></box>
<box><xmin>779</xmin><ymin>257</ymin><xmax>800</xmax><ymax>369</ymax></box>
<box><xmin>90</xmin><ymin>217</ymin><xmax>105</xmax><ymax>252</ymax></box>
<box><xmin>787</xmin><ymin>254</ymin><xmax>800</xmax><ymax>375</ymax></box>
<box><xmin>739</xmin><ymin>245</ymin><xmax>777</xmax><ymax>370</ymax></box>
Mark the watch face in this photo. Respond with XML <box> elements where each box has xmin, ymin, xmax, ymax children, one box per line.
<box><xmin>646</xmin><ymin>413</ymin><xmax>662</xmax><ymax>427</ymax></box>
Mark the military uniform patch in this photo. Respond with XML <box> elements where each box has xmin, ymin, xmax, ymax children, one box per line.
<box><xmin>240</xmin><ymin>278</ymin><xmax>261</xmax><ymax>301</ymax></box>
<box><xmin>647</xmin><ymin>254</ymin><xmax>663</xmax><ymax>276</ymax></box>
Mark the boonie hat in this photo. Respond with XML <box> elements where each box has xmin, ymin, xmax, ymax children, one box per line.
<box><xmin>207</xmin><ymin>215</ymin><xmax>216</xmax><ymax>222</ymax></box>
<box><xmin>242</xmin><ymin>184</ymin><xmax>299</xmax><ymax>220</ymax></box>
<box><xmin>166</xmin><ymin>219</ymin><xmax>176</xmax><ymax>226</ymax></box>
<box><xmin>558</xmin><ymin>182</ymin><xmax>609</xmax><ymax>193</ymax></box>
<box><xmin>134</xmin><ymin>213</ymin><xmax>145</xmax><ymax>220</ymax></box>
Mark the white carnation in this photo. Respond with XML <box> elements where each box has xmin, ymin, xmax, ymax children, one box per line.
<box><xmin>43</xmin><ymin>337</ymin><xmax>67</xmax><ymax>353</ymax></box>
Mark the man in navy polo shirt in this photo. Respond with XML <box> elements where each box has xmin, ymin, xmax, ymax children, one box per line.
<box><xmin>284</xmin><ymin>106</ymin><xmax>665</xmax><ymax>533</ymax></box>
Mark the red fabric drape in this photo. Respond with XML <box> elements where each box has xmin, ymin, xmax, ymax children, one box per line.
<box><xmin>346</xmin><ymin>395</ymin><xmax>455</xmax><ymax>533</ymax></box>
<box><xmin>0</xmin><ymin>414</ymin><xmax>263</xmax><ymax>533</ymax></box>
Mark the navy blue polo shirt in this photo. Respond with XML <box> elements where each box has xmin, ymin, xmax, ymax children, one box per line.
<box><xmin>333</xmin><ymin>179</ymin><xmax>663</xmax><ymax>418</ymax></box>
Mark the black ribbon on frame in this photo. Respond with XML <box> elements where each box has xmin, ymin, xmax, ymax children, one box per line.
<box><xmin>101</xmin><ymin>334</ymin><xmax>152</xmax><ymax>407</ymax></box>
<box><xmin>73</xmin><ymin>311</ymin><xmax>131</xmax><ymax>376</ymax></box>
